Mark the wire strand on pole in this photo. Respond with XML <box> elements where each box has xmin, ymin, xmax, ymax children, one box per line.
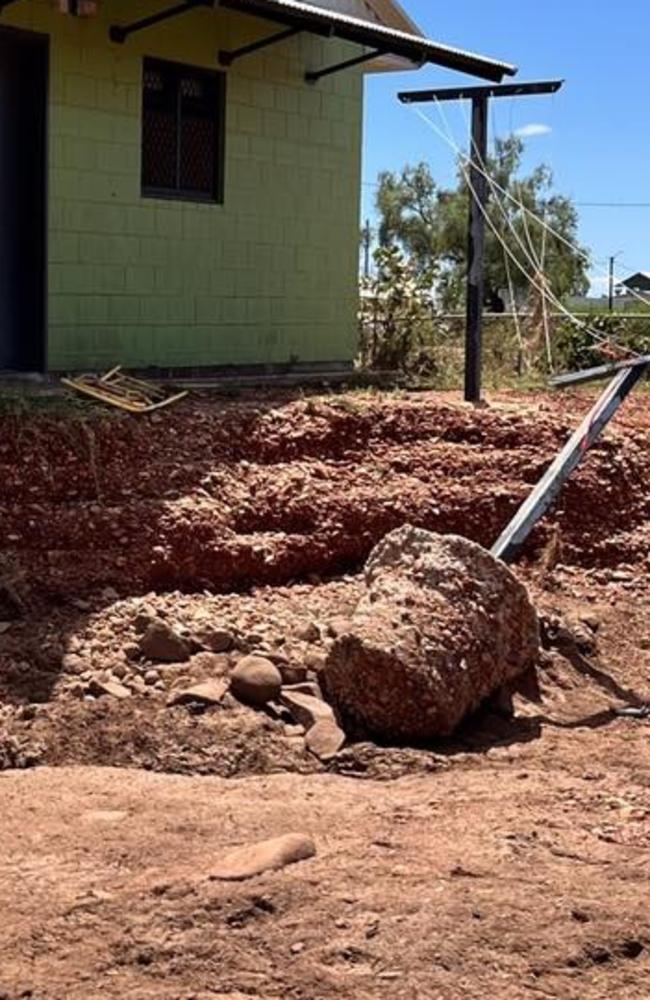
<box><xmin>413</xmin><ymin>105</ymin><xmax>641</xmax><ymax>359</ymax></box>
<box><xmin>412</xmin><ymin>106</ymin><xmax>650</xmax><ymax>312</ymax></box>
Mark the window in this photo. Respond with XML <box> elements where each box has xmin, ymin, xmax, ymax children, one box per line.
<box><xmin>141</xmin><ymin>58</ymin><xmax>225</xmax><ymax>202</ymax></box>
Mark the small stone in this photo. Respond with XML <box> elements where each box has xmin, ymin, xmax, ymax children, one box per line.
<box><xmin>305</xmin><ymin>719</ymin><xmax>346</xmax><ymax>761</ymax></box>
<box><xmin>144</xmin><ymin>669</ymin><xmax>160</xmax><ymax>686</ymax></box>
<box><xmin>280</xmin><ymin>690</ymin><xmax>335</xmax><ymax>730</ymax></box>
<box><xmin>188</xmin><ymin>651</ymin><xmax>231</xmax><ymax>677</ymax></box>
<box><xmin>193</xmin><ymin>627</ymin><xmax>234</xmax><ymax>653</ymax></box>
<box><xmin>284</xmin><ymin>723</ymin><xmax>306</xmax><ymax>738</ymax></box>
<box><xmin>101</xmin><ymin>587</ymin><xmax>119</xmax><ymax>602</ymax></box>
<box><xmin>326</xmin><ymin>618</ymin><xmax>354</xmax><ymax>639</ymax></box>
<box><xmin>290</xmin><ymin>941</ymin><xmax>306</xmax><ymax>955</ymax></box>
<box><xmin>133</xmin><ymin>612</ymin><xmax>155</xmax><ymax>634</ymax></box>
<box><xmin>294</xmin><ymin>622</ymin><xmax>320</xmax><ymax>643</ymax></box>
<box><xmin>304</xmin><ymin>651</ymin><xmax>327</xmax><ymax>674</ymax></box>
<box><xmin>0</xmin><ymin>622</ymin><xmax>12</xmax><ymax>635</ymax></box>
<box><xmin>139</xmin><ymin>622</ymin><xmax>190</xmax><ymax>664</ymax></box>
<box><xmin>230</xmin><ymin>656</ymin><xmax>282</xmax><ymax>708</ymax></box>
<box><xmin>129</xmin><ymin>676</ymin><xmax>147</xmax><ymax>694</ymax></box>
<box><xmin>167</xmin><ymin>679</ymin><xmax>229</xmax><ymax>708</ymax></box>
<box><xmin>123</xmin><ymin>643</ymin><xmax>141</xmax><ymax>662</ymax></box>
<box><xmin>277</xmin><ymin>663</ymin><xmax>309</xmax><ymax>686</ymax></box>
<box><xmin>210</xmin><ymin>833</ymin><xmax>316</xmax><ymax>881</ymax></box>
<box><xmin>61</xmin><ymin>653</ymin><xmax>86</xmax><ymax>675</ymax></box>
<box><xmin>87</xmin><ymin>677</ymin><xmax>131</xmax><ymax>700</ymax></box>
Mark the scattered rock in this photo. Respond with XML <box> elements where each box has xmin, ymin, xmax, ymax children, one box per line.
<box><xmin>193</xmin><ymin>626</ymin><xmax>234</xmax><ymax>653</ymax></box>
<box><xmin>294</xmin><ymin>622</ymin><xmax>320</xmax><ymax>643</ymax></box>
<box><xmin>230</xmin><ymin>656</ymin><xmax>282</xmax><ymax>707</ymax></box>
<box><xmin>133</xmin><ymin>612</ymin><xmax>155</xmax><ymax>634</ymax></box>
<box><xmin>188</xmin><ymin>651</ymin><xmax>231</xmax><ymax>678</ymax></box>
<box><xmin>280</xmin><ymin>690</ymin><xmax>336</xmax><ymax>730</ymax></box>
<box><xmin>326</xmin><ymin>617</ymin><xmax>355</xmax><ymax>639</ymax></box>
<box><xmin>144</xmin><ymin>669</ymin><xmax>160</xmax><ymax>686</ymax></box>
<box><xmin>139</xmin><ymin>622</ymin><xmax>190</xmax><ymax>664</ymax></box>
<box><xmin>284</xmin><ymin>723</ymin><xmax>306</xmax><ymax>738</ymax></box>
<box><xmin>87</xmin><ymin>677</ymin><xmax>131</xmax><ymax>700</ymax></box>
<box><xmin>323</xmin><ymin>526</ymin><xmax>540</xmax><ymax>742</ymax></box>
<box><xmin>61</xmin><ymin>653</ymin><xmax>86</xmax><ymax>675</ymax></box>
<box><xmin>304</xmin><ymin>651</ymin><xmax>327</xmax><ymax>674</ymax></box>
<box><xmin>167</xmin><ymin>679</ymin><xmax>229</xmax><ymax>708</ymax></box>
<box><xmin>305</xmin><ymin>719</ymin><xmax>346</xmax><ymax>761</ymax></box>
<box><xmin>277</xmin><ymin>662</ymin><xmax>309</xmax><ymax>686</ymax></box>
<box><xmin>210</xmin><ymin>833</ymin><xmax>316</xmax><ymax>881</ymax></box>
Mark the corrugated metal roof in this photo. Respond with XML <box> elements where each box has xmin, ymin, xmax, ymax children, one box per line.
<box><xmin>218</xmin><ymin>0</ymin><xmax>517</xmax><ymax>82</ymax></box>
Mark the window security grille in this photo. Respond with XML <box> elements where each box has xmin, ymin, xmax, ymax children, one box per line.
<box><xmin>141</xmin><ymin>57</ymin><xmax>225</xmax><ymax>202</ymax></box>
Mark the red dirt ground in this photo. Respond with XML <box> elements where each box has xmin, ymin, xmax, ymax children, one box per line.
<box><xmin>1</xmin><ymin>388</ymin><xmax>650</xmax><ymax>999</ymax></box>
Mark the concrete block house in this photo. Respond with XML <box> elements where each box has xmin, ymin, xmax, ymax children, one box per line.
<box><xmin>0</xmin><ymin>0</ymin><xmax>515</xmax><ymax>374</ymax></box>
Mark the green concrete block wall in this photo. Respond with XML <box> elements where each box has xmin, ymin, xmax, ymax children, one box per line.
<box><xmin>5</xmin><ymin>0</ymin><xmax>363</xmax><ymax>370</ymax></box>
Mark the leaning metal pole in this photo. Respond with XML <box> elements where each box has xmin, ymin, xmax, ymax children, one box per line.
<box><xmin>491</xmin><ymin>361</ymin><xmax>650</xmax><ymax>564</ymax></box>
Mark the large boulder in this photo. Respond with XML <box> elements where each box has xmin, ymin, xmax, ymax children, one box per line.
<box><xmin>322</xmin><ymin>526</ymin><xmax>539</xmax><ymax>742</ymax></box>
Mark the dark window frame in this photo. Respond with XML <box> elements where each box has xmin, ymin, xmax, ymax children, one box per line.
<box><xmin>141</xmin><ymin>56</ymin><xmax>226</xmax><ymax>205</ymax></box>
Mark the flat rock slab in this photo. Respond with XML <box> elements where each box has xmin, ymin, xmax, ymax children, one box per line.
<box><xmin>167</xmin><ymin>679</ymin><xmax>229</xmax><ymax>708</ymax></box>
<box><xmin>280</xmin><ymin>691</ymin><xmax>335</xmax><ymax>730</ymax></box>
<box><xmin>87</xmin><ymin>678</ymin><xmax>131</xmax><ymax>700</ymax></box>
<box><xmin>210</xmin><ymin>833</ymin><xmax>316</xmax><ymax>882</ymax></box>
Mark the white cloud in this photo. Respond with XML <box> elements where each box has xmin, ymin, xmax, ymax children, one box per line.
<box><xmin>514</xmin><ymin>123</ymin><xmax>552</xmax><ymax>138</ymax></box>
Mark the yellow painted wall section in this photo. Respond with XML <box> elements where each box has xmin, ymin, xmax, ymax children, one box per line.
<box><xmin>3</xmin><ymin>0</ymin><xmax>363</xmax><ymax>369</ymax></box>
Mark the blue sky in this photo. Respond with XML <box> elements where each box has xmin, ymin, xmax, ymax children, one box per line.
<box><xmin>361</xmin><ymin>0</ymin><xmax>650</xmax><ymax>294</ymax></box>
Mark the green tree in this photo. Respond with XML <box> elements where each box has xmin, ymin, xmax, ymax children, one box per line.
<box><xmin>376</xmin><ymin>136</ymin><xmax>589</xmax><ymax>310</ymax></box>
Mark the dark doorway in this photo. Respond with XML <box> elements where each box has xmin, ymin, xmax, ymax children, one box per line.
<box><xmin>0</xmin><ymin>28</ymin><xmax>47</xmax><ymax>372</ymax></box>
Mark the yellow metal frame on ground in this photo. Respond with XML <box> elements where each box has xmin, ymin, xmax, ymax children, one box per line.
<box><xmin>61</xmin><ymin>366</ymin><xmax>188</xmax><ymax>413</ymax></box>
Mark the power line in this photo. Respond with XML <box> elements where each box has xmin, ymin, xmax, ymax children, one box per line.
<box><xmin>576</xmin><ymin>202</ymin><xmax>650</xmax><ymax>208</ymax></box>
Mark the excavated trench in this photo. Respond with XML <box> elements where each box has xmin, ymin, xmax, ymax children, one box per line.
<box><xmin>1</xmin><ymin>389</ymin><xmax>649</xmax><ymax>777</ymax></box>
<box><xmin>1</xmin><ymin>390</ymin><xmax>649</xmax><ymax>608</ymax></box>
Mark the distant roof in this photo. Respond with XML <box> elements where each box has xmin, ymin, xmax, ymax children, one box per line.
<box><xmin>221</xmin><ymin>0</ymin><xmax>517</xmax><ymax>82</ymax></box>
<box><xmin>621</xmin><ymin>272</ymin><xmax>650</xmax><ymax>285</ymax></box>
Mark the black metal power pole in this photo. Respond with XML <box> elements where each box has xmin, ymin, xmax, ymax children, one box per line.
<box><xmin>399</xmin><ymin>81</ymin><xmax>563</xmax><ymax>404</ymax></box>
<box><xmin>466</xmin><ymin>96</ymin><xmax>489</xmax><ymax>402</ymax></box>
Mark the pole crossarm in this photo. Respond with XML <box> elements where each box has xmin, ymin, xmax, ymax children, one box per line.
<box><xmin>398</xmin><ymin>80</ymin><xmax>564</xmax><ymax>104</ymax></box>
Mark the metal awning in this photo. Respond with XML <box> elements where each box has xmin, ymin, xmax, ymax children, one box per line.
<box><xmin>107</xmin><ymin>0</ymin><xmax>517</xmax><ymax>84</ymax></box>
<box><xmin>219</xmin><ymin>0</ymin><xmax>517</xmax><ymax>82</ymax></box>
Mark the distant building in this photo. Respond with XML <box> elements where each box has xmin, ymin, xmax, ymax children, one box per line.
<box><xmin>620</xmin><ymin>273</ymin><xmax>650</xmax><ymax>294</ymax></box>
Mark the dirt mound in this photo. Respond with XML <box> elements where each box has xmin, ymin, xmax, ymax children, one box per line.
<box><xmin>323</xmin><ymin>526</ymin><xmax>539</xmax><ymax>741</ymax></box>
<box><xmin>1</xmin><ymin>390</ymin><xmax>649</xmax><ymax>604</ymax></box>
